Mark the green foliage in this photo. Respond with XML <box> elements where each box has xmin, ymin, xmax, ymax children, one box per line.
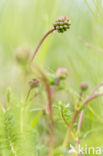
<box><xmin>0</xmin><ymin>0</ymin><xmax>103</xmax><ymax>155</ymax></box>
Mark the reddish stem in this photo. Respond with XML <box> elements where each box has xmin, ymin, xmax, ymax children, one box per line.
<box><xmin>31</xmin><ymin>28</ymin><xmax>56</xmax><ymax>62</ymax></box>
<box><xmin>37</xmin><ymin>67</ymin><xmax>53</xmax><ymax>156</ymax></box>
<box><xmin>77</xmin><ymin>82</ymin><xmax>103</xmax><ymax>145</ymax></box>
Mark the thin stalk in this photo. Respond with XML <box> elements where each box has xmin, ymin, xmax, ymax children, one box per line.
<box><xmin>77</xmin><ymin>92</ymin><xmax>103</xmax><ymax>136</ymax></box>
<box><xmin>61</xmin><ymin>108</ymin><xmax>77</xmax><ymax>142</ymax></box>
<box><xmin>37</xmin><ymin>66</ymin><xmax>53</xmax><ymax>156</ymax></box>
<box><xmin>25</xmin><ymin>88</ymin><xmax>32</xmax><ymax>101</ymax></box>
<box><xmin>0</xmin><ymin>101</ymin><xmax>5</xmax><ymax>112</ymax></box>
<box><xmin>92</xmin><ymin>0</ymin><xmax>103</xmax><ymax>19</ymax></box>
<box><xmin>87</xmin><ymin>105</ymin><xmax>103</xmax><ymax>123</ymax></box>
<box><xmin>20</xmin><ymin>107</ymin><xmax>24</xmax><ymax>133</ymax></box>
<box><xmin>84</xmin><ymin>0</ymin><xmax>97</xmax><ymax>18</ymax></box>
<box><xmin>79</xmin><ymin>90</ymin><xmax>83</xmax><ymax>102</ymax></box>
<box><xmin>61</xmin><ymin>89</ymin><xmax>84</xmax><ymax>147</ymax></box>
<box><xmin>50</xmin><ymin>78</ymin><xmax>60</xmax><ymax>96</ymax></box>
<box><xmin>85</xmin><ymin>42</ymin><xmax>103</xmax><ymax>53</ymax></box>
<box><xmin>77</xmin><ymin>82</ymin><xmax>103</xmax><ymax>145</ymax></box>
<box><xmin>31</xmin><ymin>28</ymin><xmax>55</xmax><ymax>62</ymax></box>
<box><xmin>77</xmin><ymin>110</ymin><xmax>85</xmax><ymax>139</ymax></box>
<box><xmin>62</xmin><ymin>82</ymin><xmax>103</xmax><ymax>152</ymax></box>
<box><xmin>84</xmin><ymin>0</ymin><xmax>103</xmax><ymax>26</ymax></box>
<box><xmin>10</xmin><ymin>141</ymin><xmax>17</xmax><ymax>156</ymax></box>
<box><xmin>62</xmin><ymin>110</ymin><xmax>79</xmax><ymax>148</ymax></box>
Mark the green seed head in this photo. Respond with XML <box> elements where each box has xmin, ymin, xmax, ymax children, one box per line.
<box><xmin>53</xmin><ymin>16</ymin><xmax>71</xmax><ymax>33</ymax></box>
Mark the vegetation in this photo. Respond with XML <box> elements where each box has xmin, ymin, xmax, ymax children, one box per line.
<box><xmin>0</xmin><ymin>0</ymin><xmax>103</xmax><ymax>155</ymax></box>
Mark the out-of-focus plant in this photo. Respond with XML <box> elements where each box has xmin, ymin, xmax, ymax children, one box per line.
<box><xmin>1</xmin><ymin>8</ymin><xmax>103</xmax><ymax>156</ymax></box>
<box><xmin>29</xmin><ymin>16</ymin><xmax>71</xmax><ymax>156</ymax></box>
<box><xmin>15</xmin><ymin>47</ymin><xmax>32</xmax><ymax>84</ymax></box>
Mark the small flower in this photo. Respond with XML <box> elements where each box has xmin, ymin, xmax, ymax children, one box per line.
<box><xmin>29</xmin><ymin>78</ymin><xmax>39</xmax><ymax>89</ymax></box>
<box><xmin>15</xmin><ymin>47</ymin><xmax>30</xmax><ymax>65</ymax></box>
<box><xmin>80</xmin><ymin>81</ymin><xmax>89</xmax><ymax>91</ymax></box>
<box><xmin>53</xmin><ymin>16</ymin><xmax>71</xmax><ymax>33</ymax></box>
<box><xmin>56</xmin><ymin>67</ymin><xmax>68</xmax><ymax>79</ymax></box>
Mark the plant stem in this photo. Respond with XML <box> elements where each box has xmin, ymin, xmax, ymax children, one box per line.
<box><xmin>62</xmin><ymin>82</ymin><xmax>103</xmax><ymax>152</ymax></box>
<box><xmin>79</xmin><ymin>90</ymin><xmax>83</xmax><ymax>102</ymax></box>
<box><xmin>87</xmin><ymin>105</ymin><xmax>103</xmax><ymax>123</ymax></box>
<box><xmin>50</xmin><ymin>78</ymin><xmax>60</xmax><ymax>96</ymax></box>
<box><xmin>77</xmin><ymin>93</ymin><xmax>103</xmax><ymax>134</ymax></box>
<box><xmin>77</xmin><ymin>82</ymin><xmax>103</xmax><ymax>145</ymax></box>
<box><xmin>20</xmin><ymin>107</ymin><xmax>24</xmax><ymax>133</ymax></box>
<box><xmin>61</xmin><ymin>108</ymin><xmax>77</xmax><ymax>142</ymax></box>
<box><xmin>62</xmin><ymin>110</ymin><xmax>79</xmax><ymax>148</ymax></box>
<box><xmin>85</xmin><ymin>42</ymin><xmax>103</xmax><ymax>53</ymax></box>
<box><xmin>77</xmin><ymin>109</ymin><xmax>85</xmax><ymax>146</ymax></box>
<box><xmin>31</xmin><ymin>28</ymin><xmax>55</xmax><ymax>62</ymax></box>
<box><xmin>37</xmin><ymin>67</ymin><xmax>53</xmax><ymax>156</ymax></box>
<box><xmin>26</xmin><ymin>88</ymin><xmax>32</xmax><ymax>101</ymax></box>
<box><xmin>10</xmin><ymin>141</ymin><xmax>17</xmax><ymax>156</ymax></box>
<box><xmin>0</xmin><ymin>101</ymin><xmax>5</xmax><ymax>112</ymax></box>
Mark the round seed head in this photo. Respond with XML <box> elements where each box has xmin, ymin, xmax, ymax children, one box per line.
<box><xmin>53</xmin><ymin>16</ymin><xmax>71</xmax><ymax>33</ymax></box>
<box><xmin>56</xmin><ymin>26</ymin><xmax>60</xmax><ymax>30</ymax></box>
<box><xmin>64</xmin><ymin>25</ymin><xmax>68</xmax><ymax>28</ymax></box>
<box><xmin>80</xmin><ymin>81</ymin><xmax>89</xmax><ymax>91</ymax></box>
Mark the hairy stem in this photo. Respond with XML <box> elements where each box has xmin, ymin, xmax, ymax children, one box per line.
<box><xmin>31</xmin><ymin>28</ymin><xmax>55</xmax><ymax>62</ymax></box>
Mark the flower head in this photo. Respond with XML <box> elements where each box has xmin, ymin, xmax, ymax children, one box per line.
<box><xmin>29</xmin><ymin>78</ymin><xmax>39</xmax><ymax>89</ymax></box>
<box><xmin>53</xmin><ymin>16</ymin><xmax>71</xmax><ymax>33</ymax></box>
<box><xmin>80</xmin><ymin>81</ymin><xmax>89</xmax><ymax>91</ymax></box>
<box><xmin>56</xmin><ymin>67</ymin><xmax>68</xmax><ymax>79</ymax></box>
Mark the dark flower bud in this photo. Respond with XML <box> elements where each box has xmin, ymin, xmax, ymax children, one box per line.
<box><xmin>15</xmin><ymin>47</ymin><xmax>30</xmax><ymax>65</ymax></box>
<box><xmin>80</xmin><ymin>81</ymin><xmax>89</xmax><ymax>91</ymax></box>
<box><xmin>29</xmin><ymin>78</ymin><xmax>39</xmax><ymax>89</ymax></box>
<box><xmin>53</xmin><ymin>16</ymin><xmax>71</xmax><ymax>33</ymax></box>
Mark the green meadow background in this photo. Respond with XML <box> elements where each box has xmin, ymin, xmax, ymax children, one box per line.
<box><xmin>0</xmin><ymin>0</ymin><xmax>103</xmax><ymax>155</ymax></box>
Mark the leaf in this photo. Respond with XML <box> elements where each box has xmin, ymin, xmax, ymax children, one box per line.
<box><xmin>6</xmin><ymin>88</ymin><xmax>12</xmax><ymax>106</ymax></box>
<box><xmin>31</xmin><ymin>111</ymin><xmax>42</xmax><ymax>127</ymax></box>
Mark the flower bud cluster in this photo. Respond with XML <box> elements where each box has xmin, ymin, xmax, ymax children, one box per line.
<box><xmin>53</xmin><ymin>16</ymin><xmax>71</xmax><ymax>33</ymax></box>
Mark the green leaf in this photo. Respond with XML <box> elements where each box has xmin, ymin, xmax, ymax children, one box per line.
<box><xmin>6</xmin><ymin>88</ymin><xmax>12</xmax><ymax>106</ymax></box>
<box><xmin>31</xmin><ymin>111</ymin><xmax>42</xmax><ymax>127</ymax></box>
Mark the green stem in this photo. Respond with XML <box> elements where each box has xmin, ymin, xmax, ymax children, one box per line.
<box><xmin>62</xmin><ymin>110</ymin><xmax>79</xmax><ymax>148</ymax></box>
<box><xmin>20</xmin><ymin>107</ymin><xmax>24</xmax><ymax>133</ymax></box>
<box><xmin>26</xmin><ymin>88</ymin><xmax>32</xmax><ymax>101</ymax></box>
<box><xmin>61</xmin><ymin>108</ymin><xmax>77</xmax><ymax>142</ymax></box>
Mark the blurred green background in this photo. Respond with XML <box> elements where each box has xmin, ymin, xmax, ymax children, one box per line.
<box><xmin>0</xmin><ymin>0</ymin><xmax>103</xmax><ymax>155</ymax></box>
